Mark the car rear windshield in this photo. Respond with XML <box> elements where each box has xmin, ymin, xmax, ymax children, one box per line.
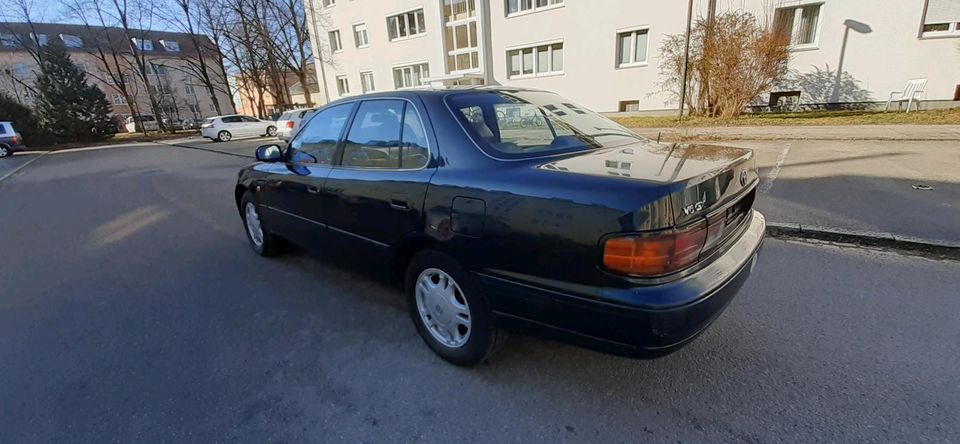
<box><xmin>445</xmin><ymin>90</ymin><xmax>644</xmax><ymax>159</ymax></box>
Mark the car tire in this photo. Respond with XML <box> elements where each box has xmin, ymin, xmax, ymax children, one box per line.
<box><xmin>217</xmin><ymin>131</ymin><xmax>232</xmax><ymax>142</ymax></box>
<box><xmin>0</xmin><ymin>145</ymin><xmax>10</xmax><ymax>158</ymax></box>
<box><xmin>266</xmin><ymin>126</ymin><xmax>277</xmax><ymax>137</ymax></box>
<box><xmin>405</xmin><ymin>249</ymin><xmax>506</xmax><ymax>366</ymax></box>
<box><xmin>240</xmin><ymin>191</ymin><xmax>282</xmax><ymax>257</ymax></box>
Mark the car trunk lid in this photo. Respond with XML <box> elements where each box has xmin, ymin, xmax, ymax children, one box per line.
<box><xmin>537</xmin><ymin>140</ymin><xmax>758</xmax><ymax>227</ymax></box>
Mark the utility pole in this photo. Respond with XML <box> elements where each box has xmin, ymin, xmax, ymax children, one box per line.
<box><xmin>678</xmin><ymin>0</ymin><xmax>694</xmax><ymax>121</ymax></box>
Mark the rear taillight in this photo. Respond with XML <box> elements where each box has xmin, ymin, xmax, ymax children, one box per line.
<box><xmin>286</xmin><ymin>121</ymin><xmax>295</xmax><ymax>129</ymax></box>
<box><xmin>11</xmin><ymin>135</ymin><xmax>20</xmax><ymax>145</ymax></box>
<box><xmin>603</xmin><ymin>222</ymin><xmax>709</xmax><ymax>276</ymax></box>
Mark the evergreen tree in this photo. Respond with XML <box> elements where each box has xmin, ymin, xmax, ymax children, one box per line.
<box><xmin>33</xmin><ymin>44</ymin><xmax>116</xmax><ymax>143</ymax></box>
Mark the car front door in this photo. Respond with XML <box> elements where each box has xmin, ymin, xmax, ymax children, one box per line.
<box><xmin>258</xmin><ymin>103</ymin><xmax>355</xmax><ymax>249</ymax></box>
<box><xmin>322</xmin><ymin>99</ymin><xmax>434</xmax><ymax>267</ymax></box>
<box><xmin>220</xmin><ymin>115</ymin><xmax>242</xmax><ymax>135</ymax></box>
<box><xmin>240</xmin><ymin>116</ymin><xmax>264</xmax><ymax>136</ymax></box>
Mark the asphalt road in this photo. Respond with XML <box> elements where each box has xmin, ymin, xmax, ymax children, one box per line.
<box><xmin>1</xmin><ymin>143</ymin><xmax>958</xmax><ymax>443</ymax></box>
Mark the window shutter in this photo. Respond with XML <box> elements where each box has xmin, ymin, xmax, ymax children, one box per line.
<box><xmin>924</xmin><ymin>0</ymin><xmax>960</xmax><ymax>24</ymax></box>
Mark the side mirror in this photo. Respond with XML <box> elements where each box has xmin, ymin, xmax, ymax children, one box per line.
<box><xmin>255</xmin><ymin>144</ymin><xmax>282</xmax><ymax>162</ymax></box>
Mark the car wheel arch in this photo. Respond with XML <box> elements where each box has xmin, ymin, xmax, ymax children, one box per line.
<box><xmin>392</xmin><ymin>235</ymin><xmax>442</xmax><ymax>289</ymax></box>
<box><xmin>234</xmin><ymin>184</ymin><xmax>249</xmax><ymax>213</ymax></box>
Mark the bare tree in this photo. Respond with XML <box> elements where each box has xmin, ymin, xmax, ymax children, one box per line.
<box><xmin>62</xmin><ymin>0</ymin><xmax>150</xmax><ymax>134</ymax></box>
<box><xmin>100</xmin><ymin>0</ymin><xmax>171</xmax><ymax>131</ymax></box>
<box><xmin>156</xmin><ymin>0</ymin><xmax>229</xmax><ymax>115</ymax></box>
<box><xmin>262</xmin><ymin>0</ymin><xmax>314</xmax><ymax>106</ymax></box>
<box><xmin>658</xmin><ymin>11</ymin><xmax>791</xmax><ymax>118</ymax></box>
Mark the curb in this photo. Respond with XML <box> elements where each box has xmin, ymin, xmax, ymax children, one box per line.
<box><xmin>765</xmin><ymin>222</ymin><xmax>960</xmax><ymax>259</ymax></box>
<box><xmin>0</xmin><ymin>151</ymin><xmax>50</xmax><ymax>185</ymax></box>
<box><xmin>160</xmin><ymin>141</ymin><xmax>255</xmax><ymax>159</ymax></box>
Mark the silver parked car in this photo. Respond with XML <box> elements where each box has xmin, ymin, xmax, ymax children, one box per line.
<box><xmin>0</xmin><ymin>121</ymin><xmax>27</xmax><ymax>158</ymax></box>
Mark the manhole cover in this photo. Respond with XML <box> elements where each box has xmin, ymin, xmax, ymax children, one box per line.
<box><xmin>912</xmin><ymin>184</ymin><xmax>934</xmax><ymax>191</ymax></box>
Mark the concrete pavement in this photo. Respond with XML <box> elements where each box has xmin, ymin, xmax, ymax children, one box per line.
<box><xmin>632</xmin><ymin>124</ymin><xmax>960</xmax><ymax>142</ymax></box>
<box><xmin>1</xmin><ymin>144</ymin><xmax>958</xmax><ymax>443</ymax></box>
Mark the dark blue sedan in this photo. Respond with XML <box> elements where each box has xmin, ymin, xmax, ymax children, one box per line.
<box><xmin>235</xmin><ymin>87</ymin><xmax>765</xmax><ymax>365</ymax></box>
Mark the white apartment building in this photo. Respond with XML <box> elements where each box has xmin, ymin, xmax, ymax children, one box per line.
<box><xmin>305</xmin><ymin>0</ymin><xmax>960</xmax><ymax>113</ymax></box>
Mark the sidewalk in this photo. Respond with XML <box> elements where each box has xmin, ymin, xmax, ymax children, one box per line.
<box><xmin>627</xmin><ymin>124</ymin><xmax>960</xmax><ymax>248</ymax></box>
<box><xmin>631</xmin><ymin>124</ymin><xmax>960</xmax><ymax>142</ymax></box>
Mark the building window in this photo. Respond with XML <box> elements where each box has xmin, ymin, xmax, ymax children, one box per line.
<box><xmin>506</xmin><ymin>0</ymin><xmax>563</xmax><ymax>16</ymax></box>
<box><xmin>443</xmin><ymin>0</ymin><xmax>479</xmax><ymax>73</ymax></box>
<box><xmin>921</xmin><ymin>0</ymin><xmax>960</xmax><ymax>36</ymax></box>
<box><xmin>30</xmin><ymin>33</ymin><xmax>48</xmax><ymax>46</ymax></box>
<box><xmin>387</xmin><ymin>9</ymin><xmax>426</xmax><ymax>41</ymax></box>
<box><xmin>60</xmin><ymin>34</ymin><xmax>84</xmax><ymax>48</ymax></box>
<box><xmin>353</xmin><ymin>23</ymin><xmax>369</xmax><ymax>47</ymax></box>
<box><xmin>133</xmin><ymin>38</ymin><xmax>154</xmax><ymax>51</ymax></box>
<box><xmin>617</xmin><ymin>29</ymin><xmax>649</xmax><ymax>67</ymax></box>
<box><xmin>0</xmin><ymin>33</ymin><xmax>18</xmax><ymax>47</ymax></box>
<box><xmin>393</xmin><ymin>63</ymin><xmax>430</xmax><ymax>88</ymax></box>
<box><xmin>75</xmin><ymin>62</ymin><xmax>88</xmax><ymax>73</ymax></box>
<box><xmin>618</xmin><ymin>100</ymin><xmax>640</xmax><ymax>112</ymax></box>
<box><xmin>160</xmin><ymin>40</ymin><xmax>180</xmax><ymax>52</ymax></box>
<box><xmin>112</xmin><ymin>92</ymin><xmax>127</xmax><ymax>105</ymax></box>
<box><xmin>336</xmin><ymin>75</ymin><xmax>350</xmax><ymax>96</ymax></box>
<box><xmin>322</xmin><ymin>0</ymin><xmax>335</xmax><ymax>6</ymax></box>
<box><xmin>360</xmin><ymin>71</ymin><xmax>375</xmax><ymax>93</ymax></box>
<box><xmin>188</xmin><ymin>103</ymin><xmax>201</xmax><ymax>114</ymax></box>
<box><xmin>11</xmin><ymin>63</ymin><xmax>31</xmax><ymax>78</ymax></box>
<box><xmin>507</xmin><ymin>42</ymin><xmax>562</xmax><ymax>78</ymax></box>
<box><xmin>185</xmin><ymin>84</ymin><xmax>196</xmax><ymax>95</ymax></box>
<box><xmin>773</xmin><ymin>3</ymin><xmax>822</xmax><ymax>47</ymax></box>
<box><xmin>329</xmin><ymin>30</ymin><xmax>343</xmax><ymax>52</ymax></box>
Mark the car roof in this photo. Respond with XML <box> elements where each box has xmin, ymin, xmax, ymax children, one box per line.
<box><xmin>324</xmin><ymin>86</ymin><xmax>552</xmax><ymax>107</ymax></box>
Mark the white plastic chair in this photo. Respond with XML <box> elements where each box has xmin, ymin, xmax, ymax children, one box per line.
<box><xmin>885</xmin><ymin>79</ymin><xmax>927</xmax><ymax>113</ymax></box>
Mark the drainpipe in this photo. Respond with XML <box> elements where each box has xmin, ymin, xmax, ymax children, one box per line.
<box><xmin>480</xmin><ymin>0</ymin><xmax>495</xmax><ymax>85</ymax></box>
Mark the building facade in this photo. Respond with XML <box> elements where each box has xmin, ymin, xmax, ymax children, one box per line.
<box><xmin>0</xmin><ymin>22</ymin><xmax>234</xmax><ymax>129</ymax></box>
<box><xmin>305</xmin><ymin>0</ymin><xmax>960</xmax><ymax>113</ymax></box>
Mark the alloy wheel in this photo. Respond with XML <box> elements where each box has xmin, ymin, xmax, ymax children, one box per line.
<box><xmin>415</xmin><ymin>268</ymin><xmax>471</xmax><ymax>348</ymax></box>
<box><xmin>244</xmin><ymin>202</ymin><xmax>264</xmax><ymax>247</ymax></box>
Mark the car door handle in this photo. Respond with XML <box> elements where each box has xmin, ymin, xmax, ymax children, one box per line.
<box><xmin>390</xmin><ymin>199</ymin><xmax>409</xmax><ymax>210</ymax></box>
<box><xmin>307</xmin><ymin>186</ymin><xmax>321</xmax><ymax>194</ymax></box>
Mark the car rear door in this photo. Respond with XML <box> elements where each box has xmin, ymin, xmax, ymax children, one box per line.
<box><xmin>258</xmin><ymin>103</ymin><xmax>355</xmax><ymax>250</ymax></box>
<box><xmin>321</xmin><ymin>99</ymin><xmax>434</xmax><ymax>261</ymax></box>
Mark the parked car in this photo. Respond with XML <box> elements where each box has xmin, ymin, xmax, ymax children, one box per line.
<box><xmin>276</xmin><ymin>108</ymin><xmax>318</xmax><ymax>141</ymax></box>
<box><xmin>201</xmin><ymin>115</ymin><xmax>277</xmax><ymax>142</ymax></box>
<box><xmin>0</xmin><ymin>121</ymin><xmax>27</xmax><ymax>158</ymax></box>
<box><xmin>234</xmin><ymin>87</ymin><xmax>765</xmax><ymax>365</ymax></box>
<box><xmin>124</xmin><ymin>114</ymin><xmax>159</xmax><ymax>133</ymax></box>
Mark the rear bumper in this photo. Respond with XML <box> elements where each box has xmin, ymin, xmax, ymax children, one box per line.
<box><xmin>200</xmin><ymin>128</ymin><xmax>217</xmax><ymax>139</ymax></box>
<box><xmin>481</xmin><ymin>210</ymin><xmax>766</xmax><ymax>357</ymax></box>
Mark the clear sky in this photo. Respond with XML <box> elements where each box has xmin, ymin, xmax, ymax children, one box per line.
<box><xmin>1</xmin><ymin>0</ymin><xmax>179</xmax><ymax>32</ymax></box>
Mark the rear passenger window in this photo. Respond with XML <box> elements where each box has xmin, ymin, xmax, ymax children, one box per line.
<box><xmin>342</xmin><ymin>100</ymin><xmax>403</xmax><ymax>168</ymax></box>
<box><xmin>221</xmin><ymin>116</ymin><xmax>241</xmax><ymax>123</ymax></box>
<box><xmin>288</xmin><ymin>103</ymin><xmax>353</xmax><ymax>165</ymax></box>
<box><xmin>0</xmin><ymin>124</ymin><xmax>6</xmax><ymax>135</ymax></box>
<box><xmin>401</xmin><ymin>106</ymin><xmax>429</xmax><ymax>169</ymax></box>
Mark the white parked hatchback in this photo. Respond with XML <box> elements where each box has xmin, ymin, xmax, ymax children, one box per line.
<box><xmin>201</xmin><ymin>115</ymin><xmax>277</xmax><ymax>142</ymax></box>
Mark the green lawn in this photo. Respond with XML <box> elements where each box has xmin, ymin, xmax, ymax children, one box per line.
<box><xmin>610</xmin><ymin>107</ymin><xmax>960</xmax><ymax>128</ymax></box>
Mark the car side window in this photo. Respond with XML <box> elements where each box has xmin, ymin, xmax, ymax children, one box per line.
<box><xmin>401</xmin><ymin>105</ymin><xmax>429</xmax><ymax>169</ymax></box>
<box><xmin>288</xmin><ymin>103</ymin><xmax>353</xmax><ymax>165</ymax></box>
<box><xmin>241</xmin><ymin>116</ymin><xmax>260</xmax><ymax>123</ymax></box>
<box><xmin>221</xmin><ymin>116</ymin><xmax>241</xmax><ymax>123</ymax></box>
<box><xmin>0</xmin><ymin>124</ymin><xmax>6</xmax><ymax>135</ymax></box>
<box><xmin>342</xmin><ymin>100</ymin><xmax>404</xmax><ymax>169</ymax></box>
